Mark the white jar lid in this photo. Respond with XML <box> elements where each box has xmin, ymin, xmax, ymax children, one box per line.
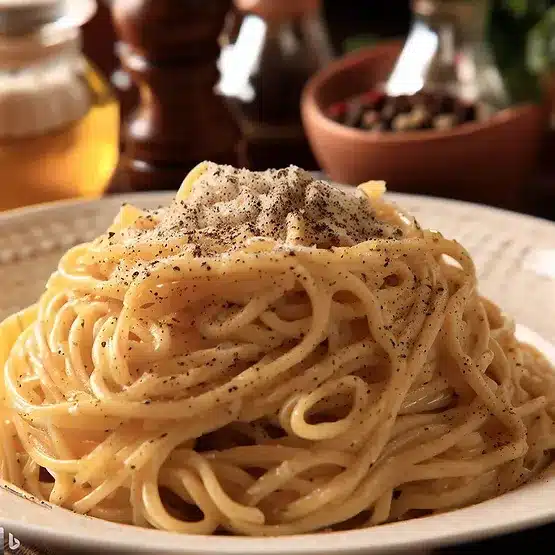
<box><xmin>0</xmin><ymin>0</ymin><xmax>96</xmax><ymax>36</ymax></box>
<box><xmin>0</xmin><ymin>0</ymin><xmax>97</xmax><ymax>138</ymax></box>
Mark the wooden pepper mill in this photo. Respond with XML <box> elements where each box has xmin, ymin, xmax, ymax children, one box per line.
<box><xmin>109</xmin><ymin>0</ymin><xmax>242</xmax><ymax>192</ymax></box>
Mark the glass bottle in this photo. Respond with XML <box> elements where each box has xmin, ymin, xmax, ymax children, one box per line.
<box><xmin>386</xmin><ymin>0</ymin><xmax>509</xmax><ymax>113</ymax></box>
<box><xmin>218</xmin><ymin>0</ymin><xmax>333</xmax><ymax>171</ymax></box>
<box><xmin>0</xmin><ymin>0</ymin><xmax>119</xmax><ymax>212</ymax></box>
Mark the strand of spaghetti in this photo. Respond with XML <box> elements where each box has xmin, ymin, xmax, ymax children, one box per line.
<box><xmin>245</xmin><ymin>450</ymin><xmax>355</xmax><ymax>507</ymax></box>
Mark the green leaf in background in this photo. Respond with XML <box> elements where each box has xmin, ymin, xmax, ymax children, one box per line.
<box><xmin>488</xmin><ymin>1</ymin><xmax>549</xmax><ymax>102</ymax></box>
<box><xmin>527</xmin><ymin>6</ymin><xmax>555</xmax><ymax>74</ymax></box>
<box><xmin>505</xmin><ymin>0</ymin><xmax>528</xmax><ymax>16</ymax></box>
<box><xmin>503</xmin><ymin>0</ymin><xmax>549</xmax><ymax>18</ymax></box>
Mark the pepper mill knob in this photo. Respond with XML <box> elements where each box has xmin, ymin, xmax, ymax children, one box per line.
<box><xmin>110</xmin><ymin>0</ymin><xmax>241</xmax><ymax>192</ymax></box>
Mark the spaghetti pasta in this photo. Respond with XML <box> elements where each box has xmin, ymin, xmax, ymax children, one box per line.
<box><xmin>1</xmin><ymin>163</ymin><xmax>554</xmax><ymax>536</ymax></box>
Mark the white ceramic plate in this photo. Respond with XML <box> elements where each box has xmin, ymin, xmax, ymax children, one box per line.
<box><xmin>1</xmin><ymin>191</ymin><xmax>555</xmax><ymax>555</ymax></box>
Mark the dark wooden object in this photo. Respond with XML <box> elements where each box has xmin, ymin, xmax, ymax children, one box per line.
<box><xmin>109</xmin><ymin>0</ymin><xmax>241</xmax><ymax>193</ymax></box>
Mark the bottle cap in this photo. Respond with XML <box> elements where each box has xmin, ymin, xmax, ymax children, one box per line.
<box><xmin>0</xmin><ymin>0</ymin><xmax>96</xmax><ymax>36</ymax></box>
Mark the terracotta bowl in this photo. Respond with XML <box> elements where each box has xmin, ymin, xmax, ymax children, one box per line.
<box><xmin>301</xmin><ymin>42</ymin><xmax>545</xmax><ymax>209</ymax></box>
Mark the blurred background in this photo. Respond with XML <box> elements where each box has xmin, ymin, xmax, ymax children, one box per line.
<box><xmin>1</xmin><ymin>0</ymin><xmax>554</xmax><ymax>218</ymax></box>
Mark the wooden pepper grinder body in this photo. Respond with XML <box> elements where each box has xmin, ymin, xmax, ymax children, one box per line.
<box><xmin>110</xmin><ymin>0</ymin><xmax>241</xmax><ymax>192</ymax></box>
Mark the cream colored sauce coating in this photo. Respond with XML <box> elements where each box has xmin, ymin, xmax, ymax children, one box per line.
<box><xmin>116</xmin><ymin>163</ymin><xmax>402</xmax><ymax>257</ymax></box>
